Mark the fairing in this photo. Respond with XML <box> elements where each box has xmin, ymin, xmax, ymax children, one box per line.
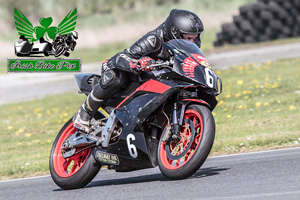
<box><xmin>164</xmin><ymin>39</ymin><xmax>221</xmax><ymax>95</ymax></box>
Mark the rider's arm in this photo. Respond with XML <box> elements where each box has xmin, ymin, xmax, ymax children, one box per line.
<box><xmin>104</xmin><ymin>31</ymin><xmax>163</xmax><ymax>72</ymax></box>
<box><xmin>126</xmin><ymin>32</ymin><xmax>163</xmax><ymax>59</ymax></box>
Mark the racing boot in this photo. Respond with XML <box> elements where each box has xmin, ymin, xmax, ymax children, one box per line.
<box><xmin>73</xmin><ymin>69</ymin><xmax>122</xmax><ymax>133</ymax></box>
<box><xmin>73</xmin><ymin>92</ymin><xmax>103</xmax><ymax>133</ymax></box>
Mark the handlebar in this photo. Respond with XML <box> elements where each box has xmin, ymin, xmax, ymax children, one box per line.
<box><xmin>135</xmin><ymin>60</ymin><xmax>173</xmax><ymax>71</ymax></box>
<box><xmin>147</xmin><ymin>60</ymin><xmax>171</xmax><ymax>69</ymax></box>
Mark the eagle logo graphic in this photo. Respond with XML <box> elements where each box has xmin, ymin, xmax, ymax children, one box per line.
<box><xmin>14</xmin><ymin>8</ymin><xmax>78</xmax><ymax>57</ymax></box>
<box><xmin>14</xmin><ymin>8</ymin><xmax>77</xmax><ymax>42</ymax></box>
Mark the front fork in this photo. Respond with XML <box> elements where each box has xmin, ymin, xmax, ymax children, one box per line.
<box><xmin>171</xmin><ymin>103</ymin><xmax>180</xmax><ymax>141</ymax></box>
<box><xmin>163</xmin><ymin>100</ymin><xmax>188</xmax><ymax>142</ymax></box>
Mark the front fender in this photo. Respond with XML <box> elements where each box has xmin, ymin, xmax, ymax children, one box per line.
<box><xmin>181</xmin><ymin>99</ymin><xmax>211</xmax><ymax>109</ymax></box>
<box><xmin>178</xmin><ymin>99</ymin><xmax>211</xmax><ymax>126</ymax></box>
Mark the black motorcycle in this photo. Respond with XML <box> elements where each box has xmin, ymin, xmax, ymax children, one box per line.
<box><xmin>49</xmin><ymin>39</ymin><xmax>222</xmax><ymax>190</ymax></box>
<box><xmin>52</xmin><ymin>33</ymin><xmax>77</xmax><ymax>57</ymax></box>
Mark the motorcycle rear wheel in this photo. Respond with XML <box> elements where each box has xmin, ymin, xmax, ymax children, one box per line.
<box><xmin>158</xmin><ymin>104</ymin><xmax>215</xmax><ymax>180</ymax></box>
<box><xmin>49</xmin><ymin>118</ymin><xmax>101</xmax><ymax>190</ymax></box>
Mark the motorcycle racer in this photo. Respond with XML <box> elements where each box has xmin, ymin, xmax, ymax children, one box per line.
<box><xmin>52</xmin><ymin>31</ymin><xmax>78</xmax><ymax>57</ymax></box>
<box><xmin>73</xmin><ymin>9</ymin><xmax>204</xmax><ymax>133</ymax></box>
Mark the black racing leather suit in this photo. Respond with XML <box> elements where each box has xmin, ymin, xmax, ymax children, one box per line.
<box><xmin>88</xmin><ymin>23</ymin><xmax>171</xmax><ymax>114</ymax></box>
<box><xmin>103</xmin><ymin>24</ymin><xmax>170</xmax><ymax>73</ymax></box>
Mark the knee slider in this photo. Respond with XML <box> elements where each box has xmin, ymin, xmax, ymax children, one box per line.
<box><xmin>100</xmin><ymin>70</ymin><xmax>120</xmax><ymax>89</ymax></box>
<box><xmin>92</xmin><ymin>70</ymin><xmax>121</xmax><ymax>100</ymax></box>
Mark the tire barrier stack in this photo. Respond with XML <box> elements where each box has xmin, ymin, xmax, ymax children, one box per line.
<box><xmin>213</xmin><ymin>0</ymin><xmax>300</xmax><ymax>47</ymax></box>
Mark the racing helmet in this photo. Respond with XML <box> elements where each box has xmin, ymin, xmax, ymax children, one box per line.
<box><xmin>164</xmin><ymin>9</ymin><xmax>204</xmax><ymax>47</ymax></box>
<box><xmin>71</xmin><ymin>31</ymin><xmax>78</xmax><ymax>40</ymax></box>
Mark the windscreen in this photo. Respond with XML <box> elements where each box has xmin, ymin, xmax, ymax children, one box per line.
<box><xmin>168</xmin><ymin>39</ymin><xmax>205</xmax><ymax>57</ymax></box>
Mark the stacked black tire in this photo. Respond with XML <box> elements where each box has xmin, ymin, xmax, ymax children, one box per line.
<box><xmin>214</xmin><ymin>0</ymin><xmax>300</xmax><ymax>47</ymax></box>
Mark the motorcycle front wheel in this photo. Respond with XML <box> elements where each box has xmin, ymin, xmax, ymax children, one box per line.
<box><xmin>54</xmin><ymin>45</ymin><xmax>65</xmax><ymax>57</ymax></box>
<box><xmin>158</xmin><ymin>104</ymin><xmax>215</xmax><ymax>180</ymax></box>
<box><xmin>49</xmin><ymin>118</ymin><xmax>101</xmax><ymax>190</ymax></box>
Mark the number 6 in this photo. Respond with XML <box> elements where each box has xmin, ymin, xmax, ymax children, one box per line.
<box><xmin>127</xmin><ymin>134</ymin><xmax>138</xmax><ymax>158</ymax></box>
<box><xmin>205</xmin><ymin>68</ymin><xmax>214</xmax><ymax>88</ymax></box>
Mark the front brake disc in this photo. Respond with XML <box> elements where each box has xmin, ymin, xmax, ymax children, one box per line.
<box><xmin>165</xmin><ymin>119</ymin><xmax>195</xmax><ymax>160</ymax></box>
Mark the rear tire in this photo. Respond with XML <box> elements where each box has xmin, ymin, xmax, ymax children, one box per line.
<box><xmin>49</xmin><ymin>118</ymin><xmax>101</xmax><ymax>190</ymax></box>
<box><xmin>158</xmin><ymin>104</ymin><xmax>215</xmax><ymax>180</ymax></box>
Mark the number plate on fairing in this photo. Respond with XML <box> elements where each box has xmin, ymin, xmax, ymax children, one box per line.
<box><xmin>95</xmin><ymin>151</ymin><xmax>120</xmax><ymax>165</ymax></box>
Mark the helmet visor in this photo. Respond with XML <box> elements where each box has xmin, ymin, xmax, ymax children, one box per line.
<box><xmin>182</xmin><ymin>33</ymin><xmax>198</xmax><ymax>43</ymax></box>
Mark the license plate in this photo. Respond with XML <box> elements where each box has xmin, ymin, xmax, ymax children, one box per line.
<box><xmin>95</xmin><ymin>151</ymin><xmax>119</xmax><ymax>165</ymax></box>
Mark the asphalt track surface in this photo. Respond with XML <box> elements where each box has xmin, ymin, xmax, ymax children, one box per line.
<box><xmin>1</xmin><ymin>147</ymin><xmax>300</xmax><ymax>200</ymax></box>
<box><xmin>1</xmin><ymin>42</ymin><xmax>300</xmax><ymax>105</ymax></box>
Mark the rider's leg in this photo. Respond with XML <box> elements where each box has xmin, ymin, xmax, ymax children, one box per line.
<box><xmin>73</xmin><ymin>69</ymin><xmax>122</xmax><ymax>133</ymax></box>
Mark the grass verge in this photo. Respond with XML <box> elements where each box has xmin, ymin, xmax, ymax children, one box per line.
<box><xmin>0</xmin><ymin>57</ymin><xmax>300</xmax><ymax>180</ymax></box>
<box><xmin>211</xmin><ymin>58</ymin><xmax>300</xmax><ymax>155</ymax></box>
<box><xmin>0</xmin><ymin>92</ymin><xmax>86</xmax><ymax>180</ymax></box>
<box><xmin>0</xmin><ymin>59</ymin><xmax>7</xmax><ymax>74</ymax></box>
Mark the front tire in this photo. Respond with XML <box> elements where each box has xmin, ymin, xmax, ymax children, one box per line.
<box><xmin>49</xmin><ymin>118</ymin><xmax>101</xmax><ymax>190</ymax></box>
<box><xmin>158</xmin><ymin>104</ymin><xmax>215</xmax><ymax>180</ymax></box>
<box><xmin>54</xmin><ymin>45</ymin><xmax>65</xmax><ymax>57</ymax></box>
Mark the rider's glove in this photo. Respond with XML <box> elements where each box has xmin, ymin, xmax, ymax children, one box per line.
<box><xmin>101</xmin><ymin>59</ymin><xmax>110</xmax><ymax>72</ymax></box>
<box><xmin>130</xmin><ymin>57</ymin><xmax>155</xmax><ymax>72</ymax></box>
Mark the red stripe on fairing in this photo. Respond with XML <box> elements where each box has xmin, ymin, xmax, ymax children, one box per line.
<box><xmin>136</xmin><ymin>79</ymin><xmax>171</xmax><ymax>93</ymax></box>
<box><xmin>116</xmin><ymin>79</ymin><xmax>171</xmax><ymax>109</ymax></box>
<box><xmin>115</xmin><ymin>96</ymin><xmax>131</xmax><ymax>109</ymax></box>
<box><xmin>181</xmin><ymin>99</ymin><xmax>209</xmax><ymax>106</ymax></box>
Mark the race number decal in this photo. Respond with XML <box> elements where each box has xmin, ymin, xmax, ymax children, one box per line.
<box><xmin>126</xmin><ymin>134</ymin><xmax>138</xmax><ymax>158</ymax></box>
<box><xmin>205</xmin><ymin>68</ymin><xmax>214</xmax><ymax>88</ymax></box>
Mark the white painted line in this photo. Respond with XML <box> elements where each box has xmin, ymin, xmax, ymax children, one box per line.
<box><xmin>0</xmin><ymin>175</ymin><xmax>51</xmax><ymax>183</ymax></box>
<box><xmin>209</xmin><ymin>146</ymin><xmax>300</xmax><ymax>159</ymax></box>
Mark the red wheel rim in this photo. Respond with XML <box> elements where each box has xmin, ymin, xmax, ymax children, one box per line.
<box><xmin>53</xmin><ymin>122</ymin><xmax>91</xmax><ymax>178</ymax></box>
<box><xmin>160</xmin><ymin>110</ymin><xmax>203</xmax><ymax>170</ymax></box>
